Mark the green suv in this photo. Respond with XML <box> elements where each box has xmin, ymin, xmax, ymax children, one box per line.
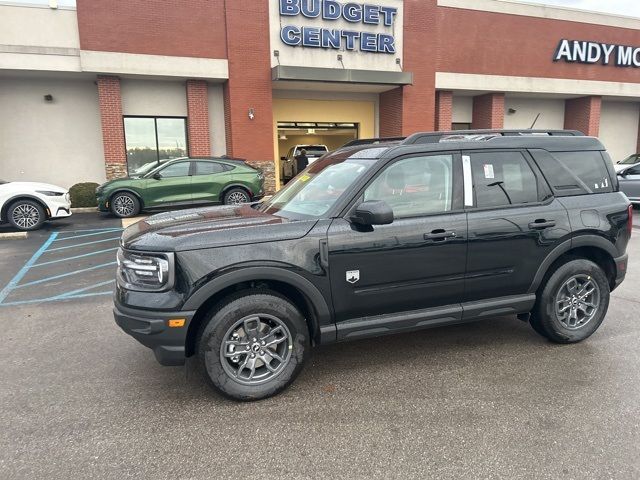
<box><xmin>96</xmin><ymin>157</ymin><xmax>265</xmax><ymax>218</ymax></box>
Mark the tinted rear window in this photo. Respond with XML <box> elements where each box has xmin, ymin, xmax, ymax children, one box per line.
<box><xmin>551</xmin><ymin>151</ymin><xmax>613</xmax><ymax>193</ymax></box>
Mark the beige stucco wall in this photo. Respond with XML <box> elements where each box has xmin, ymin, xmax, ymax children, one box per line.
<box><xmin>208</xmin><ymin>83</ymin><xmax>227</xmax><ymax>156</ymax></box>
<box><xmin>452</xmin><ymin>96</ymin><xmax>472</xmax><ymax>124</ymax></box>
<box><xmin>121</xmin><ymin>79</ymin><xmax>188</xmax><ymax>117</ymax></box>
<box><xmin>0</xmin><ymin>3</ymin><xmax>80</xmax><ymax>49</ymax></box>
<box><xmin>599</xmin><ymin>101</ymin><xmax>640</xmax><ymax>163</ymax></box>
<box><xmin>503</xmin><ymin>97</ymin><xmax>565</xmax><ymax>130</ymax></box>
<box><xmin>0</xmin><ymin>76</ymin><xmax>105</xmax><ymax>188</ymax></box>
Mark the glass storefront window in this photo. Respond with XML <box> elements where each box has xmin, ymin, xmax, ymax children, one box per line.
<box><xmin>124</xmin><ymin>117</ymin><xmax>187</xmax><ymax>175</ymax></box>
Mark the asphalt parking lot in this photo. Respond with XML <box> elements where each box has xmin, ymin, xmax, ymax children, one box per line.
<box><xmin>1</xmin><ymin>214</ymin><xmax>640</xmax><ymax>479</ymax></box>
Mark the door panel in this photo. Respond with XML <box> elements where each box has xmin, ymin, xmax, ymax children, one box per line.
<box><xmin>191</xmin><ymin>161</ymin><xmax>226</xmax><ymax>203</ymax></box>
<box><xmin>328</xmin><ymin>215</ymin><xmax>468</xmax><ymax>322</ymax></box>
<box><xmin>327</xmin><ymin>152</ymin><xmax>466</xmax><ymax>323</ymax></box>
<box><xmin>619</xmin><ymin>166</ymin><xmax>640</xmax><ymax>201</ymax></box>
<box><xmin>144</xmin><ymin>161</ymin><xmax>192</xmax><ymax>207</ymax></box>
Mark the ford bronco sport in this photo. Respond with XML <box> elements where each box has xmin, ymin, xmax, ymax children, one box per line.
<box><xmin>114</xmin><ymin>130</ymin><xmax>631</xmax><ymax>401</ymax></box>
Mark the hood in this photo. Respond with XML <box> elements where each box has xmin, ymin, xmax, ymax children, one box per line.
<box><xmin>1</xmin><ymin>182</ymin><xmax>67</xmax><ymax>193</ymax></box>
<box><xmin>614</xmin><ymin>163</ymin><xmax>633</xmax><ymax>172</ymax></box>
<box><xmin>122</xmin><ymin>204</ymin><xmax>317</xmax><ymax>252</ymax></box>
<box><xmin>98</xmin><ymin>177</ymin><xmax>137</xmax><ymax>190</ymax></box>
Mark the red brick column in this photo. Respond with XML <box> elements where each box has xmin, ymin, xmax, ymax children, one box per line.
<box><xmin>435</xmin><ymin>91</ymin><xmax>453</xmax><ymax>131</ymax></box>
<box><xmin>564</xmin><ymin>96</ymin><xmax>602</xmax><ymax>136</ymax></box>
<box><xmin>223</xmin><ymin>0</ymin><xmax>275</xmax><ymax>193</ymax></box>
<box><xmin>379</xmin><ymin>88</ymin><xmax>404</xmax><ymax>137</ymax></box>
<box><xmin>472</xmin><ymin>93</ymin><xmax>505</xmax><ymax>129</ymax></box>
<box><xmin>97</xmin><ymin>75</ymin><xmax>127</xmax><ymax>179</ymax></box>
<box><xmin>186</xmin><ymin>80</ymin><xmax>211</xmax><ymax>156</ymax></box>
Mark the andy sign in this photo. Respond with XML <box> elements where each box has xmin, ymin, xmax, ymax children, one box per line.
<box><xmin>554</xmin><ymin>39</ymin><xmax>640</xmax><ymax>67</ymax></box>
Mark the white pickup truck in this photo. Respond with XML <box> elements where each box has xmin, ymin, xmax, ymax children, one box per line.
<box><xmin>280</xmin><ymin>144</ymin><xmax>329</xmax><ymax>181</ymax></box>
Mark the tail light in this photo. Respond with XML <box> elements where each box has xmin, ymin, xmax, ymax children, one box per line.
<box><xmin>628</xmin><ymin>204</ymin><xmax>633</xmax><ymax>237</ymax></box>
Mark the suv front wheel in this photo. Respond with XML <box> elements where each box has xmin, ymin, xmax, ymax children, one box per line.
<box><xmin>197</xmin><ymin>290</ymin><xmax>310</xmax><ymax>401</ymax></box>
<box><xmin>530</xmin><ymin>259</ymin><xmax>610</xmax><ymax>343</ymax></box>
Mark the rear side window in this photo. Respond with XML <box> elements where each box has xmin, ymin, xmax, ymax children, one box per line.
<box><xmin>552</xmin><ymin>151</ymin><xmax>612</xmax><ymax>193</ymax></box>
<box><xmin>532</xmin><ymin>150</ymin><xmax>612</xmax><ymax>195</ymax></box>
<box><xmin>468</xmin><ymin>151</ymin><xmax>539</xmax><ymax>207</ymax></box>
<box><xmin>195</xmin><ymin>161</ymin><xmax>225</xmax><ymax>175</ymax></box>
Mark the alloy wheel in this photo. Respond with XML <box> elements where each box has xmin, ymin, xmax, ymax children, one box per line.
<box><xmin>555</xmin><ymin>274</ymin><xmax>600</xmax><ymax>330</ymax></box>
<box><xmin>113</xmin><ymin>195</ymin><xmax>135</xmax><ymax>217</ymax></box>
<box><xmin>220</xmin><ymin>314</ymin><xmax>292</xmax><ymax>385</ymax></box>
<box><xmin>226</xmin><ymin>191</ymin><xmax>249</xmax><ymax>204</ymax></box>
<box><xmin>11</xmin><ymin>203</ymin><xmax>40</xmax><ymax>229</ymax></box>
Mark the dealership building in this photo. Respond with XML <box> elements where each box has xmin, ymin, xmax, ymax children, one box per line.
<box><xmin>1</xmin><ymin>0</ymin><xmax>640</xmax><ymax>193</ymax></box>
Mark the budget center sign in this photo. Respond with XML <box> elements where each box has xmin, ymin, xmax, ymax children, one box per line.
<box><xmin>278</xmin><ymin>0</ymin><xmax>399</xmax><ymax>54</ymax></box>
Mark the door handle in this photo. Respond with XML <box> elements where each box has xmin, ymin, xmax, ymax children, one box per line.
<box><xmin>528</xmin><ymin>219</ymin><xmax>556</xmax><ymax>230</ymax></box>
<box><xmin>424</xmin><ymin>229</ymin><xmax>457</xmax><ymax>241</ymax></box>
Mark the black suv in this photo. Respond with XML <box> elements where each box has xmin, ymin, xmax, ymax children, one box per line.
<box><xmin>114</xmin><ymin>130</ymin><xmax>631</xmax><ymax>401</ymax></box>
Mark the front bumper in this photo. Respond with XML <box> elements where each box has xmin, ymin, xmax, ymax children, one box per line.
<box><xmin>47</xmin><ymin>194</ymin><xmax>72</xmax><ymax>219</ymax></box>
<box><xmin>114</xmin><ymin>302</ymin><xmax>196</xmax><ymax>366</ymax></box>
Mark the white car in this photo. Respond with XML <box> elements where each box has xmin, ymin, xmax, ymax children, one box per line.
<box><xmin>0</xmin><ymin>180</ymin><xmax>71</xmax><ymax>231</ymax></box>
<box><xmin>614</xmin><ymin>153</ymin><xmax>640</xmax><ymax>172</ymax></box>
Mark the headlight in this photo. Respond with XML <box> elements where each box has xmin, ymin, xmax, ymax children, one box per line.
<box><xmin>116</xmin><ymin>248</ymin><xmax>174</xmax><ymax>291</ymax></box>
<box><xmin>36</xmin><ymin>190</ymin><xmax>63</xmax><ymax>196</ymax></box>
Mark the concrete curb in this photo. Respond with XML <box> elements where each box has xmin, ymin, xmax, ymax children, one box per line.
<box><xmin>71</xmin><ymin>207</ymin><xmax>99</xmax><ymax>213</ymax></box>
<box><xmin>0</xmin><ymin>231</ymin><xmax>28</xmax><ymax>240</ymax></box>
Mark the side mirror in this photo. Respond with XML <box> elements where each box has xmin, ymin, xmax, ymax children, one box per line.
<box><xmin>152</xmin><ymin>173</ymin><xmax>162</xmax><ymax>180</ymax></box>
<box><xmin>351</xmin><ymin>200</ymin><xmax>394</xmax><ymax>226</ymax></box>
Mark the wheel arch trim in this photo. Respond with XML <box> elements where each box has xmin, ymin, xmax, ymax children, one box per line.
<box><xmin>220</xmin><ymin>183</ymin><xmax>253</xmax><ymax>201</ymax></box>
<box><xmin>528</xmin><ymin>235</ymin><xmax>618</xmax><ymax>294</ymax></box>
<box><xmin>1</xmin><ymin>194</ymin><xmax>50</xmax><ymax>221</ymax></box>
<box><xmin>182</xmin><ymin>267</ymin><xmax>334</xmax><ymax>342</ymax></box>
<box><xmin>109</xmin><ymin>189</ymin><xmax>144</xmax><ymax>208</ymax></box>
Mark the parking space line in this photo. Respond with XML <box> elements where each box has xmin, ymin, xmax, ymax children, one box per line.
<box><xmin>14</xmin><ymin>262</ymin><xmax>117</xmax><ymax>289</ymax></box>
<box><xmin>45</xmin><ymin>236</ymin><xmax>122</xmax><ymax>252</ymax></box>
<box><xmin>0</xmin><ymin>232</ymin><xmax>58</xmax><ymax>304</ymax></box>
<box><xmin>49</xmin><ymin>280</ymin><xmax>115</xmax><ymax>300</ymax></box>
<box><xmin>0</xmin><ymin>289</ymin><xmax>113</xmax><ymax>307</ymax></box>
<box><xmin>32</xmin><ymin>247</ymin><xmax>119</xmax><ymax>267</ymax></box>
<box><xmin>53</xmin><ymin>229</ymin><xmax>123</xmax><ymax>242</ymax></box>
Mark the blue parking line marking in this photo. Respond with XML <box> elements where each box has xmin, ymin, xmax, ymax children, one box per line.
<box><xmin>0</xmin><ymin>232</ymin><xmax>58</xmax><ymax>304</ymax></box>
<box><xmin>50</xmin><ymin>280</ymin><xmax>115</xmax><ymax>300</ymax></box>
<box><xmin>14</xmin><ymin>262</ymin><xmax>117</xmax><ymax>289</ymax></box>
<box><xmin>0</xmin><ymin>290</ymin><xmax>113</xmax><ymax>307</ymax></box>
<box><xmin>53</xmin><ymin>229</ymin><xmax>123</xmax><ymax>242</ymax></box>
<box><xmin>45</xmin><ymin>236</ymin><xmax>121</xmax><ymax>252</ymax></box>
<box><xmin>54</xmin><ymin>227</ymin><xmax>122</xmax><ymax>234</ymax></box>
<box><xmin>32</xmin><ymin>248</ymin><xmax>119</xmax><ymax>267</ymax></box>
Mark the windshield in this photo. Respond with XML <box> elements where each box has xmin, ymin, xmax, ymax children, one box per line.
<box><xmin>619</xmin><ymin>155</ymin><xmax>639</xmax><ymax>165</ymax></box>
<box><xmin>259</xmin><ymin>152</ymin><xmax>376</xmax><ymax>220</ymax></box>
<box><xmin>133</xmin><ymin>158</ymin><xmax>180</xmax><ymax>177</ymax></box>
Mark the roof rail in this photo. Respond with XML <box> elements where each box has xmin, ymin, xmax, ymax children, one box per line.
<box><xmin>403</xmin><ymin>129</ymin><xmax>584</xmax><ymax>145</ymax></box>
<box><xmin>342</xmin><ymin>137</ymin><xmax>406</xmax><ymax>148</ymax></box>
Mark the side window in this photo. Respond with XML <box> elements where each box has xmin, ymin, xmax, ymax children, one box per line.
<box><xmin>195</xmin><ymin>161</ymin><xmax>225</xmax><ymax>175</ymax></box>
<box><xmin>552</xmin><ymin>151</ymin><xmax>613</xmax><ymax>193</ymax></box>
<box><xmin>158</xmin><ymin>162</ymin><xmax>190</xmax><ymax>178</ymax></box>
<box><xmin>364</xmin><ymin>155</ymin><xmax>454</xmax><ymax>218</ymax></box>
<box><xmin>627</xmin><ymin>165</ymin><xmax>640</xmax><ymax>175</ymax></box>
<box><xmin>470</xmin><ymin>151</ymin><xmax>538</xmax><ymax>207</ymax></box>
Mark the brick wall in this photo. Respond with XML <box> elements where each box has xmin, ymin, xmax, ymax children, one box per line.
<box><xmin>96</xmin><ymin>76</ymin><xmax>127</xmax><ymax>180</ymax></box>
<box><xmin>186</xmin><ymin>80</ymin><xmax>211</xmax><ymax>157</ymax></box>
<box><xmin>472</xmin><ymin>93</ymin><xmax>505</xmax><ymax>129</ymax></box>
<box><xmin>223</xmin><ymin>0</ymin><xmax>275</xmax><ymax>193</ymax></box>
<box><xmin>379</xmin><ymin>87</ymin><xmax>404</xmax><ymax>137</ymax></box>
<box><xmin>564</xmin><ymin>96</ymin><xmax>601</xmax><ymax>136</ymax></box>
<box><xmin>435</xmin><ymin>91</ymin><xmax>453</xmax><ymax>131</ymax></box>
<box><xmin>76</xmin><ymin>0</ymin><xmax>227</xmax><ymax>59</ymax></box>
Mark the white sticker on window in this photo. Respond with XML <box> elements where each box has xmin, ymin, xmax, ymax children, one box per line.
<box><xmin>484</xmin><ymin>164</ymin><xmax>495</xmax><ymax>179</ymax></box>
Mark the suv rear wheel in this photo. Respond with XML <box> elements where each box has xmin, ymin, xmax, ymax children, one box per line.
<box><xmin>530</xmin><ymin>259</ymin><xmax>610</xmax><ymax>343</ymax></box>
<box><xmin>111</xmin><ymin>192</ymin><xmax>140</xmax><ymax>218</ymax></box>
<box><xmin>223</xmin><ymin>188</ymin><xmax>250</xmax><ymax>205</ymax></box>
<box><xmin>197</xmin><ymin>290</ymin><xmax>310</xmax><ymax>401</ymax></box>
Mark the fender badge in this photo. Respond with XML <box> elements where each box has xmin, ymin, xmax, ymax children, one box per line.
<box><xmin>346</xmin><ymin>270</ymin><xmax>360</xmax><ymax>284</ymax></box>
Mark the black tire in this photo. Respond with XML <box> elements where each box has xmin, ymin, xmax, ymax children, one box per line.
<box><xmin>223</xmin><ymin>188</ymin><xmax>251</xmax><ymax>205</ymax></box>
<box><xmin>197</xmin><ymin>290</ymin><xmax>311</xmax><ymax>401</ymax></box>
<box><xmin>530</xmin><ymin>259</ymin><xmax>610</xmax><ymax>344</ymax></box>
<box><xmin>7</xmin><ymin>199</ymin><xmax>46</xmax><ymax>231</ymax></box>
<box><xmin>110</xmin><ymin>192</ymin><xmax>140</xmax><ymax>218</ymax></box>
